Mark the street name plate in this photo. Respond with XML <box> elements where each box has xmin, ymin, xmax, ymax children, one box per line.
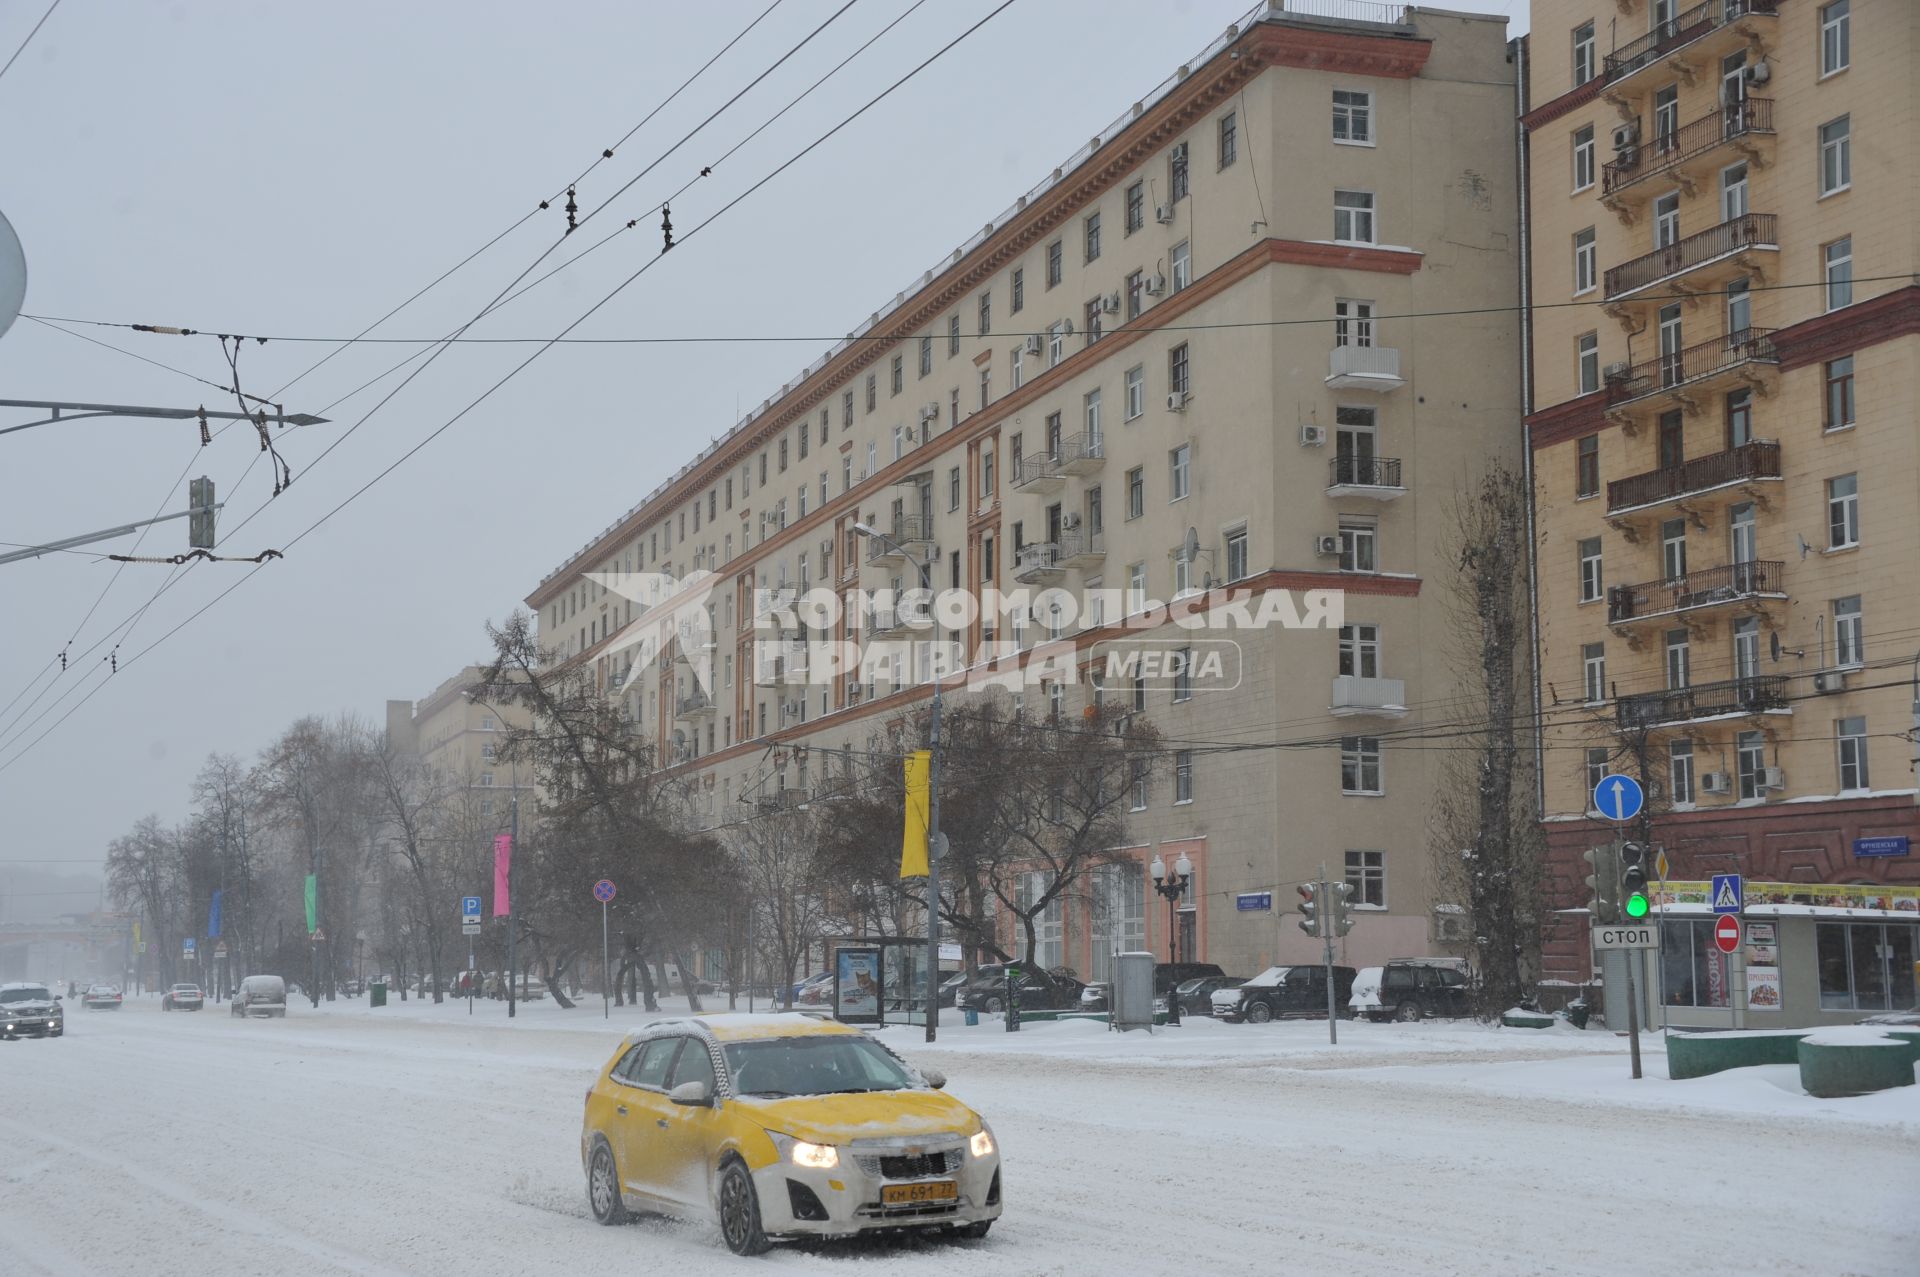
<box><xmin>1592</xmin><ymin>923</ymin><xmax>1659</xmax><ymax>951</ymax></box>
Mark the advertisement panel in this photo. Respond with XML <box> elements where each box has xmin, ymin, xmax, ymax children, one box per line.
<box><xmin>834</xmin><ymin>948</ymin><xmax>882</xmax><ymax>1025</ymax></box>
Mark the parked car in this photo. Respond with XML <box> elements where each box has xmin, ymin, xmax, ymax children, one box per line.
<box><xmin>580</xmin><ymin>1014</ymin><xmax>1000</xmax><ymax>1253</ymax></box>
<box><xmin>954</xmin><ymin>965</ymin><xmax>1083</xmax><ymax>1013</ymax></box>
<box><xmin>82</xmin><ymin>983</ymin><xmax>123</xmax><ymax>1010</ymax></box>
<box><xmin>1152</xmin><ymin>962</ymin><xmax>1226</xmax><ymax>995</ymax></box>
<box><xmin>1167</xmin><ymin>975</ymin><xmax>1245</xmax><ymax>1018</ymax></box>
<box><xmin>1352</xmin><ymin>959</ymin><xmax>1474</xmax><ymax>1022</ymax></box>
<box><xmin>0</xmin><ymin>982</ymin><xmax>64</xmax><ymax>1039</ymax></box>
<box><xmin>937</xmin><ymin>970</ymin><xmax>970</xmax><ymax>1008</ymax></box>
<box><xmin>1212</xmin><ymin>965</ymin><xmax>1358</xmax><ymax>1023</ymax></box>
<box><xmin>231</xmin><ymin>974</ymin><xmax>288</xmax><ymax>1018</ymax></box>
<box><xmin>161</xmin><ymin>983</ymin><xmax>205</xmax><ymax>1011</ymax></box>
<box><xmin>788</xmin><ymin>972</ymin><xmax>832</xmax><ymax>1006</ymax></box>
<box><xmin>1079</xmin><ymin>981</ymin><xmax>1110</xmax><ymax>1013</ymax></box>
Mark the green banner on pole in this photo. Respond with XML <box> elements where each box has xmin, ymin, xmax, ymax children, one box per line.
<box><xmin>304</xmin><ymin>874</ymin><xmax>317</xmax><ymax>934</ymax></box>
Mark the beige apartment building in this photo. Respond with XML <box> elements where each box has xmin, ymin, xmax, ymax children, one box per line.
<box><xmin>526</xmin><ymin>3</ymin><xmax>1521</xmax><ymax>983</ymax></box>
<box><xmin>1522</xmin><ymin>0</ymin><xmax>1920</xmax><ymax>1020</ymax></box>
<box><xmin>385</xmin><ymin>665</ymin><xmax>535</xmax><ymax>821</ymax></box>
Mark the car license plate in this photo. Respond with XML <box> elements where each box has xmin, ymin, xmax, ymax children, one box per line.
<box><xmin>881</xmin><ymin>1181</ymin><xmax>957</xmax><ymax>1205</ymax></box>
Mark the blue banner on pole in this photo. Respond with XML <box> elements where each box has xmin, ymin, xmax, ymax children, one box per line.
<box><xmin>207</xmin><ymin>889</ymin><xmax>223</xmax><ymax>938</ymax></box>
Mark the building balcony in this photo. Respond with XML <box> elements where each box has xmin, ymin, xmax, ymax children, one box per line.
<box><xmin>1059</xmin><ymin>432</ymin><xmax>1106</xmax><ymax>476</ymax></box>
<box><xmin>1602</xmin><ymin>0</ymin><xmax>1778</xmax><ymax>94</ymax></box>
<box><xmin>751</xmin><ymin>586</ymin><xmax>798</xmax><ymax>621</ymax></box>
<box><xmin>675</xmin><ymin>690</ymin><xmax>715</xmax><ymax>721</ymax></box>
<box><xmin>866</xmin><ymin>606</ymin><xmax>908</xmax><ymax>636</ymax></box>
<box><xmin>1603</xmin><ymin>328</ymin><xmax>1777</xmax><ymax>413</ymax></box>
<box><xmin>1012</xmin><ymin>542</ymin><xmax>1066</xmax><ymax>584</ymax></box>
<box><xmin>1606</xmin><ymin>439</ymin><xmax>1780</xmax><ymax>520</ymax></box>
<box><xmin>1011</xmin><ymin>452</ymin><xmax>1066</xmax><ymax>495</ymax></box>
<box><xmin>866</xmin><ymin>514</ymin><xmax>932</xmax><ymax>564</ymax></box>
<box><xmin>1326</xmin><ymin>455</ymin><xmax>1406</xmax><ymax>501</ymax></box>
<box><xmin>1602</xmin><ymin>98</ymin><xmax>1774</xmax><ymax>205</ymax></box>
<box><xmin>1603</xmin><ymin>213</ymin><xmax>1777</xmax><ymax>303</ymax></box>
<box><xmin>1058</xmin><ymin>528</ymin><xmax>1105</xmax><ymax>569</ymax></box>
<box><xmin>1615</xmin><ymin>674</ymin><xmax>1789</xmax><ymax>732</ymax></box>
<box><xmin>1325</xmin><ymin>344</ymin><xmax>1404</xmax><ymax>392</ymax></box>
<box><xmin>1607</xmin><ymin>559</ymin><xmax>1785</xmax><ymax>631</ymax></box>
<box><xmin>1331</xmin><ymin>674</ymin><xmax>1408</xmax><ymax>719</ymax></box>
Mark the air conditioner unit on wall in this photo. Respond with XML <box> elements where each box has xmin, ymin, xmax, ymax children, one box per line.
<box><xmin>1611</xmin><ymin>120</ymin><xmax>1640</xmax><ymax>150</ymax></box>
<box><xmin>1314</xmin><ymin>534</ymin><xmax>1341</xmax><ymax>557</ymax></box>
<box><xmin>1301</xmin><ymin>424</ymin><xmax>1328</xmax><ymax>446</ymax></box>
<box><xmin>1023</xmin><ymin>334</ymin><xmax>1044</xmax><ymax>355</ymax></box>
<box><xmin>1144</xmin><ymin>272</ymin><xmax>1167</xmax><ymax>296</ymax></box>
<box><xmin>1813</xmin><ymin>669</ymin><xmax>1848</xmax><ymax>693</ymax></box>
<box><xmin>1762</xmin><ymin>766</ymin><xmax>1786</xmax><ymax>791</ymax></box>
<box><xmin>1742</xmin><ymin>61</ymin><xmax>1771</xmax><ymax>86</ymax></box>
<box><xmin>1167</xmin><ymin>390</ymin><xmax>1189</xmax><ymax>411</ymax></box>
<box><xmin>1603</xmin><ymin>361</ymin><xmax>1632</xmax><ymax>382</ymax></box>
<box><xmin>1102</xmin><ymin>291</ymin><xmax>1121</xmax><ymax>314</ymax></box>
<box><xmin>1700</xmin><ymin>771</ymin><xmax>1731</xmax><ymax>795</ymax></box>
<box><xmin>1155</xmin><ymin>203</ymin><xmax>1175</xmax><ymax>224</ymax></box>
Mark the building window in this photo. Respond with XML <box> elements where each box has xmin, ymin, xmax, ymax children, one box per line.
<box><xmin>1573</xmin><ymin>227</ymin><xmax>1597</xmax><ymax>294</ymax></box>
<box><xmin>1010</xmin><ymin>345</ymin><xmax>1024</xmax><ymax>391</ymax></box>
<box><xmin>1173</xmin><ymin>649</ymin><xmax>1192</xmax><ymax>703</ymax></box>
<box><xmin>1726</xmin><ymin>386</ymin><xmax>1753</xmax><ymax>448</ymax></box>
<box><xmin>1820</xmin><ymin>1</ymin><xmax>1850</xmax><ymax>77</ymax></box>
<box><xmin>1824</xmin><ymin>355</ymin><xmax>1855</xmax><ymax>430</ymax></box>
<box><xmin>1577</xmin><ymin>331</ymin><xmax>1599</xmax><ymax>394</ymax></box>
<box><xmin>947</xmin><ymin>313</ymin><xmax>961</xmax><ymax>357</ymax></box>
<box><xmin>1332</xmin><ymin>89</ymin><xmax>1372</xmax><ymax>144</ymax></box>
<box><xmin>1661</xmin><ymin>517</ymin><xmax>1688</xmax><ymax>581</ymax></box>
<box><xmin>1828</xmin><ymin>473</ymin><xmax>1859</xmax><ymax>548</ymax></box>
<box><xmin>1170</xmin><ymin>240</ymin><xmax>1191</xmax><ymax>292</ymax></box>
<box><xmin>1006</xmin><ymin>269</ymin><xmax>1022</xmax><ymax>318</ymax></box>
<box><xmin>890</xmin><ymin>354</ymin><xmax>903</xmax><ymax>396</ymax></box>
<box><xmin>1125</xmin><ymin>180</ymin><xmax>1144</xmax><ymax>234</ymax></box>
<box><xmin>1168</xmin><ymin>445</ymin><xmax>1190</xmax><ymax>502</ymax></box>
<box><xmin>1572</xmin><ymin>20</ymin><xmax>1596</xmax><ymax>85</ymax></box>
<box><xmin>1225</xmin><ymin>528</ymin><xmax>1248</xmax><ymax>581</ymax></box>
<box><xmin>1345</xmin><ymin>850</ymin><xmax>1386</xmax><ymax>908</ymax></box>
<box><xmin>1572</xmin><ymin>124</ymin><xmax>1595</xmax><ymax>191</ymax></box>
<box><xmin>1127</xmin><ymin>561</ymin><xmax>1147</xmax><ymax>614</ymax></box>
<box><xmin>1824</xmin><ymin>237</ymin><xmax>1852</xmax><ymax>311</ymax></box>
<box><xmin>1834</xmin><ymin>595</ymin><xmax>1863</xmax><ymax>667</ymax></box>
<box><xmin>1125</xmin><ymin>365</ymin><xmax>1145</xmax><ymax>419</ymax></box>
<box><xmin>1341</xmin><ymin>737</ymin><xmax>1382</xmax><ymax>795</ymax></box>
<box><xmin>1334</xmin><ymin>298</ymin><xmax>1374</xmax><ymax>348</ymax></box>
<box><xmin>1130</xmin><ymin>759</ymin><xmax>1150</xmax><ymax>810</ymax></box>
<box><xmin>1084</xmin><ymin>211</ymin><xmax>1101</xmax><ymax>263</ymax></box>
<box><xmin>865</xmin><ymin>372</ymin><xmax>877</xmax><ymax>412</ymax></box>
<box><xmin>918</xmin><ymin>336</ymin><xmax>933</xmax><ymax>378</ymax></box>
<box><xmin>1169</xmin><ymin>139</ymin><xmax>1189</xmax><ymax>202</ymax></box>
<box><xmin>978</xmin><ymin>290</ymin><xmax>991</xmax><ymax>336</ymax></box>
<box><xmin>948</xmin><ymin>466</ymin><xmax>961</xmax><ymax>511</ymax></box>
<box><xmin>842</xmin><ymin>390</ymin><xmax>853</xmax><ymax>428</ymax></box>
<box><xmin>1575</xmin><ymin>434</ymin><xmax>1600</xmax><ymax>498</ymax></box>
<box><xmin>1664</xmin><ymin>629</ymin><xmax>1690</xmax><ymax>690</ymax></box>
<box><xmin>1837</xmin><ymin>715</ymin><xmax>1870</xmax><ymax>791</ymax></box>
<box><xmin>1582</xmin><ymin>642</ymin><xmax>1606</xmax><ymax>704</ymax></box>
<box><xmin>1045</xmin><ymin>239</ymin><xmax>1063</xmax><ymax>289</ymax></box>
<box><xmin>1173</xmin><ymin>751</ymin><xmax>1194</xmax><ymax>803</ymax></box>
<box><xmin>1334</xmin><ymin>190</ymin><xmax>1374</xmax><ymax>244</ymax></box>
<box><xmin>1661</xmin><ymin>919</ymin><xmax>1736</xmax><ymax>1009</ymax></box>
<box><xmin>1339</xmin><ymin>520</ymin><xmax>1376</xmax><ymax>573</ymax></box>
<box><xmin>1584</xmin><ymin>748</ymin><xmax>1608</xmax><ymax>805</ymax></box>
<box><xmin>1669</xmin><ymin>740</ymin><xmax>1695</xmax><ymax>807</ymax></box>
<box><xmin>1736</xmin><ymin>730</ymin><xmax>1767</xmax><ymax>800</ymax></box>
<box><xmin>1578</xmin><ymin>536</ymin><xmax>1603</xmax><ymax>602</ymax></box>
<box><xmin>1340</xmin><ymin>623</ymin><xmax>1381</xmax><ymax>679</ymax></box>
<box><xmin>1819</xmin><ymin>116</ymin><xmax>1852</xmax><ymax>196</ymax></box>
<box><xmin>1217</xmin><ymin>110</ymin><xmax>1237</xmax><ymax>167</ymax></box>
<box><xmin>1125</xmin><ymin>269</ymin><xmax>1144</xmax><ymax>320</ymax></box>
<box><xmin>1169</xmin><ymin>343</ymin><xmax>1190</xmax><ymax>396</ymax></box>
<box><xmin>980</xmin><ymin>448</ymin><xmax>995</xmax><ymax>498</ymax></box>
<box><xmin>1126</xmin><ymin>467</ymin><xmax>1144</xmax><ymax>519</ymax></box>
<box><xmin>1816</xmin><ymin>921</ymin><xmax>1916</xmax><ymax>1011</ymax></box>
<box><xmin>978</xmin><ymin>367</ymin><xmax>990</xmax><ymax>411</ymax></box>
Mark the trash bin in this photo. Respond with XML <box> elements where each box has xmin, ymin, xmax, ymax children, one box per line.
<box><xmin>964</xmin><ymin>1007</ymin><xmax>979</xmax><ymax>1027</ymax></box>
<box><xmin>369</xmin><ymin>980</ymin><xmax>387</xmax><ymax>1008</ymax></box>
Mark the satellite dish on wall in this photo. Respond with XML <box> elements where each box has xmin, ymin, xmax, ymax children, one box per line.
<box><xmin>1183</xmin><ymin>527</ymin><xmax>1202</xmax><ymax>563</ymax></box>
<box><xmin>0</xmin><ymin>208</ymin><xmax>25</xmax><ymax>343</ymax></box>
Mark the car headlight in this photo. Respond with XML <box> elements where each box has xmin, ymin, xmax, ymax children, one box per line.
<box><xmin>969</xmin><ymin>1128</ymin><xmax>996</xmax><ymax>1159</ymax></box>
<box><xmin>770</xmin><ymin>1133</ymin><xmax>839</xmax><ymax>1169</ymax></box>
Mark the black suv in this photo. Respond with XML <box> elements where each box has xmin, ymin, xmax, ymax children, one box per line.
<box><xmin>1212</xmin><ymin>965</ymin><xmax>1357</xmax><ymax>1023</ymax></box>
<box><xmin>955</xmin><ymin>965</ymin><xmax>1083</xmax><ymax>1013</ymax></box>
<box><xmin>1354</xmin><ymin>960</ymin><xmax>1474</xmax><ymax>1021</ymax></box>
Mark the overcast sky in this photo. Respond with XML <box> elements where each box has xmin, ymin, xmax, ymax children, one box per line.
<box><xmin>0</xmin><ymin>0</ymin><xmax>1521</xmax><ymax>899</ymax></box>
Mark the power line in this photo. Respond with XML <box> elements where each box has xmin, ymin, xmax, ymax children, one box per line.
<box><xmin>0</xmin><ymin>0</ymin><xmax>58</xmax><ymax>86</ymax></box>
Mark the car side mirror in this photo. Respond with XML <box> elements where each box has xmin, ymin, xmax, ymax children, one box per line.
<box><xmin>922</xmin><ymin>1069</ymin><xmax>947</xmax><ymax>1090</ymax></box>
<box><xmin>668</xmin><ymin>1081</ymin><xmax>711</xmax><ymax>1107</ymax></box>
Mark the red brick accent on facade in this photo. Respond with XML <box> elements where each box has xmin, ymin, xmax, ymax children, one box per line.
<box><xmin>1769</xmin><ymin>285</ymin><xmax>1920</xmax><ymax>372</ymax></box>
<box><xmin>1525</xmin><ymin>390</ymin><xmax>1608</xmax><ymax>451</ymax></box>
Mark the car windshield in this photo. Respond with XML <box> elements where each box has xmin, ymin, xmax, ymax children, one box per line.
<box><xmin>722</xmin><ymin>1034</ymin><xmax>921</xmax><ymax>1098</ymax></box>
<box><xmin>3</xmin><ymin>986</ymin><xmax>51</xmax><ymax>1003</ymax></box>
<box><xmin>1243</xmin><ymin>966</ymin><xmax>1290</xmax><ymax>987</ymax></box>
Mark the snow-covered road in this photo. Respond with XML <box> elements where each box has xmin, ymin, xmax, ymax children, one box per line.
<box><xmin>4</xmin><ymin>997</ymin><xmax>1914</xmax><ymax>1276</ymax></box>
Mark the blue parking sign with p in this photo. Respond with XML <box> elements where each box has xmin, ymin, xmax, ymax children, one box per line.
<box><xmin>461</xmin><ymin>895</ymin><xmax>482</xmax><ymax>922</ymax></box>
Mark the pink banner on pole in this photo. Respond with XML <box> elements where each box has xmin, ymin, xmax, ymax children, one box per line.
<box><xmin>493</xmin><ymin>833</ymin><xmax>513</xmax><ymax>916</ymax></box>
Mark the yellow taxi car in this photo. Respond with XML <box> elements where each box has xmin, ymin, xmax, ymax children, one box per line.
<box><xmin>580</xmin><ymin>1013</ymin><xmax>1001</xmax><ymax>1255</ymax></box>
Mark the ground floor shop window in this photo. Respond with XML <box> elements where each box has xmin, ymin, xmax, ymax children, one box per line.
<box><xmin>1087</xmin><ymin>862</ymin><xmax>1144</xmax><ymax>983</ymax></box>
<box><xmin>1661</xmin><ymin>919</ymin><xmax>1731</xmax><ymax>1008</ymax></box>
<box><xmin>1817</xmin><ymin>922</ymin><xmax>1917</xmax><ymax>1011</ymax></box>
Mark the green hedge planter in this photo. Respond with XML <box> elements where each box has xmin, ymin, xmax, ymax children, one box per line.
<box><xmin>1798</xmin><ymin>1036</ymin><xmax>1918</xmax><ymax>1099</ymax></box>
<box><xmin>1667</xmin><ymin>1031</ymin><xmax>1807</xmax><ymax>1080</ymax></box>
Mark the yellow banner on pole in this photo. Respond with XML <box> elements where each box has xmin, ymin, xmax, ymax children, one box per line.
<box><xmin>901</xmin><ymin>749</ymin><xmax>931</xmax><ymax>879</ymax></box>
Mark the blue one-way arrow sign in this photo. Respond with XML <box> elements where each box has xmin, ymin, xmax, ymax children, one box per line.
<box><xmin>1593</xmin><ymin>773</ymin><xmax>1645</xmax><ymax>824</ymax></box>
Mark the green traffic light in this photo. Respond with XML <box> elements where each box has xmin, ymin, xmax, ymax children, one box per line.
<box><xmin>1624</xmin><ymin>893</ymin><xmax>1650</xmax><ymax>918</ymax></box>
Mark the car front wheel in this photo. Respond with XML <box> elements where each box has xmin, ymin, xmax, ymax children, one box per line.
<box><xmin>1246</xmin><ymin>1002</ymin><xmax>1272</xmax><ymax>1024</ymax></box>
<box><xmin>587</xmin><ymin>1141</ymin><xmax>628</xmax><ymax>1225</ymax></box>
<box><xmin>1395</xmin><ymin>1001</ymin><xmax>1423</xmax><ymax>1022</ymax></box>
<box><xmin>717</xmin><ymin>1158</ymin><xmax>770</xmax><ymax>1255</ymax></box>
<box><xmin>984</xmin><ymin>996</ymin><xmax>1004</xmax><ymax>1013</ymax></box>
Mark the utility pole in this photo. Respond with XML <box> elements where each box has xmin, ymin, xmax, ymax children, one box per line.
<box><xmin>507</xmin><ymin>794</ymin><xmax>519</xmax><ymax>1019</ymax></box>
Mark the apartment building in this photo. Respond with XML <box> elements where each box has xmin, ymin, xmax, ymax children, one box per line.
<box><xmin>1522</xmin><ymin>0</ymin><xmax>1920</xmax><ymax>1021</ymax></box>
<box><xmin>385</xmin><ymin>665</ymin><xmax>535</xmax><ymax>820</ymax></box>
<box><xmin>526</xmin><ymin>3</ymin><xmax>1520</xmax><ymax>982</ymax></box>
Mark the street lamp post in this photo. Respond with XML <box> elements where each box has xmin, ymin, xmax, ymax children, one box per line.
<box><xmin>1149</xmin><ymin>852</ymin><xmax>1193</xmax><ymax>1027</ymax></box>
<box><xmin>852</xmin><ymin>521</ymin><xmax>943</xmax><ymax>1043</ymax></box>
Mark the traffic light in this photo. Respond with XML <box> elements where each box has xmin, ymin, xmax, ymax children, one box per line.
<box><xmin>1297</xmin><ymin>882</ymin><xmax>1321</xmax><ymax>938</ymax></box>
<box><xmin>1620</xmin><ymin>842</ymin><xmax>1651</xmax><ymax>919</ymax></box>
<box><xmin>188</xmin><ymin>476</ymin><xmax>216</xmax><ymax>550</ymax></box>
<box><xmin>1583</xmin><ymin>844</ymin><xmax>1621</xmax><ymax>924</ymax></box>
<box><xmin>1328</xmin><ymin>880</ymin><xmax>1355</xmax><ymax>936</ymax></box>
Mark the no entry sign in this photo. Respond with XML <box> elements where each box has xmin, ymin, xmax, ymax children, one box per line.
<box><xmin>1714</xmin><ymin>914</ymin><xmax>1741</xmax><ymax>954</ymax></box>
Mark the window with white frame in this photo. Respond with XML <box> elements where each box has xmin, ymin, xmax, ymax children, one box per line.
<box><xmin>948</xmin><ymin>465</ymin><xmax>961</xmax><ymax>511</ymax></box>
<box><xmin>1578</xmin><ymin>536</ymin><xmax>1603</xmax><ymax>602</ymax></box>
<box><xmin>1339</xmin><ymin>520</ymin><xmax>1376</xmax><ymax>573</ymax></box>
<box><xmin>1834</xmin><ymin>595</ymin><xmax>1863</xmax><ymax>667</ymax></box>
<box><xmin>1169</xmin><ymin>343</ymin><xmax>1190</xmax><ymax>396</ymax></box>
<box><xmin>1820</xmin><ymin>1</ymin><xmax>1849</xmax><ymax>77</ymax></box>
<box><xmin>1126</xmin><ymin>467</ymin><xmax>1144</xmax><ymax>519</ymax></box>
<box><xmin>1572</xmin><ymin>124</ymin><xmax>1596</xmax><ymax>191</ymax></box>
<box><xmin>1825</xmin><ymin>237</ymin><xmax>1853</xmax><ymax>310</ymax></box>
<box><xmin>1572</xmin><ymin>20</ymin><xmax>1596</xmax><ymax>85</ymax></box>
<box><xmin>1584</xmin><ymin>748</ymin><xmax>1608</xmax><ymax>804</ymax></box>
<box><xmin>1225</xmin><ymin>527</ymin><xmax>1248</xmax><ymax>581</ymax></box>
<box><xmin>1170</xmin><ymin>240</ymin><xmax>1191</xmax><ymax>292</ymax></box>
<box><xmin>1340</xmin><ymin>623</ymin><xmax>1381</xmax><ymax>678</ymax></box>
<box><xmin>1045</xmin><ymin>238</ymin><xmax>1062</xmax><ymax>288</ymax></box>
<box><xmin>1582</xmin><ymin>642</ymin><xmax>1606</xmax><ymax>704</ymax></box>
<box><xmin>1173</xmin><ymin>750</ymin><xmax>1193</xmax><ymax>803</ymax></box>
<box><xmin>1124</xmin><ymin>365</ymin><xmax>1145</xmax><ymax>419</ymax></box>
<box><xmin>1334</xmin><ymin>190</ymin><xmax>1375</xmax><ymax>244</ymax></box>
<box><xmin>1573</xmin><ymin>227</ymin><xmax>1597</xmax><ymax>294</ymax></box>
<box><xmin>1345</xmin><ymin>850</ymin><xmax>1386</xmax><ymax>908</ymax></box>
<box><xmin>1084</xmin><ymin>210</ymin><xmax>1101</xmax><ymax>263</ymax></box>
<box><xmin>1169</xmin><ymin>140</ymin><xmax>1189</xmax><ymax>202</ymax></box>
<box><xmin>1652</xmin><ymin>191</ymin><xmax>1680</xmax><ymax>248</ymax></box>
<box><xmin>1048</xmin><ymin>321</ymin><xmax>1067</xmax><ymax>367</ymax></box>
<box><xmin>1334</xmin><ymin>298</ymin><xmax>1375</xmax><ymax>348</ymax></box>
<box><xmin>1578</xmin><ymin>331</ymin><xmax>1600</xmax><ymax>394</ymax></box>
<box><xmin>1169</xmin><ymin>444</ymin><xmax>1190</xmax><ymax>501</ymax></box>
<box><xmin>1819</xmin><ymin>116</ymin><xmax>1851</xmax><ymax>195</ymax></box>
<box><xmin>1130</xmin><ymin>758</ymin><xmax>1150</xmax><ymax>810</ymax></box>
<box><xmin>1127</xmin><ymin>561</ymin><xmax>1147</xmax><ymax>614</ymax></box>
<box><xmin>1341</xmin><ymin>737</ymin><xmax>1382</xmax><ymax>794</ymax></box>
<box><xmin>1669</xmin><ymin>739</ymin><xmax>1695</xmax><ymax>806</ymax></box>
<box><xmin>1332</xmin><ymin>89</ymin><xmax>1372</xmax><ymax>144</ymax></box>
<box><xmin>1828</xmin><ymin>473</ymin><xmax>1859</xmax><ymax>548</ymax></box>
<box><xmin>1736</xmin><ymin>730</ymin><xmax>1767</xmax><ymax>800</ymax></box>
<box><xmin>1836</xmin><ymin>715</ymin><xmax>1870</xmax><ymax>791</ymax></box>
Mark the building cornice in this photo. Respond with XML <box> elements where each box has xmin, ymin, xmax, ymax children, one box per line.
<box><xmin>528</xmin><ymin>18</ymin><xmax>1433</xmax><ymax>609</ymax></box>
<box><xmin>1520</xmin><ymin>75</ymin><xmax>1606</xmax><ymax>132</ymax></box>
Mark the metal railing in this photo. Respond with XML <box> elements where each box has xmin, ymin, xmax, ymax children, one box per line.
<box><xmin>1327</xmin><ymin>344</ymin><xmax>1403</xmax><ymax>382</ymax></box>
<box><xmin>676</xmin><ymin>690</ymin><xmax>712</xmax><ymax>717</ymax></box>
<box><xmin>1603</xmin><ymin>99</ymin><xmax>1774</xmax><ymax>196</ymax></box>
<box><xmin>1057</xmin><ymin>529</ymin><xmax>1104</xmax><ymax>561</ymax></box>
<box><xmin>1012</xmin><ymin>452</ymin><xmax>1064</xmax><ymax>489</ymax></box>
<box><xmin>1014</xmin><ymin>542</ymin><xmax>1063</xmax><ymax>577</ymax></box>
<box><xmin>1603</xmin><ymin>1</ymin><xmax>1776</xmax><ymax>84</ymax></box>
<box><xmin>1605</xmin><ymin>329</ymin><xmax>1777</xmax><ymax>405</ymax></box>
<box><xmin>1273</xmin><ymin>0</ymin><xmax>1410</xmax><ymax>26</ymax></box>
<box><xmin>1604</xmin><ymin>213</ymin><xmax>1776</xmax><ymax>300</ymax></box>
<box><xmin>1058</xmin><ymin>432</ymin><xmax>1105</xmax><ymax>467</ymax></box>
<box><xmin>1615</xmin><ymin>674</ymin><xmax>1788</xmax><ymax>730</ymax></box>
<box><xmin>1328</xmin><ymin>455</ymin><xmax>1404</xmax><ymax>489</ymax></box>
<box><xmin>1607</xmin><ymin>559</ymin><xmax>1783</xmax><ymax>623</ymax></box>
<box><xmin>1607</xmin><ymin>439</ymin><xmax>1780</xmax><ymax>513</ymax></box>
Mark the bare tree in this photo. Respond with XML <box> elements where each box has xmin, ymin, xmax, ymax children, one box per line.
<box><xmin>728</xmin><ymin>806</ymin><xmax>830</xmax><ymax>1009</ymax></box>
